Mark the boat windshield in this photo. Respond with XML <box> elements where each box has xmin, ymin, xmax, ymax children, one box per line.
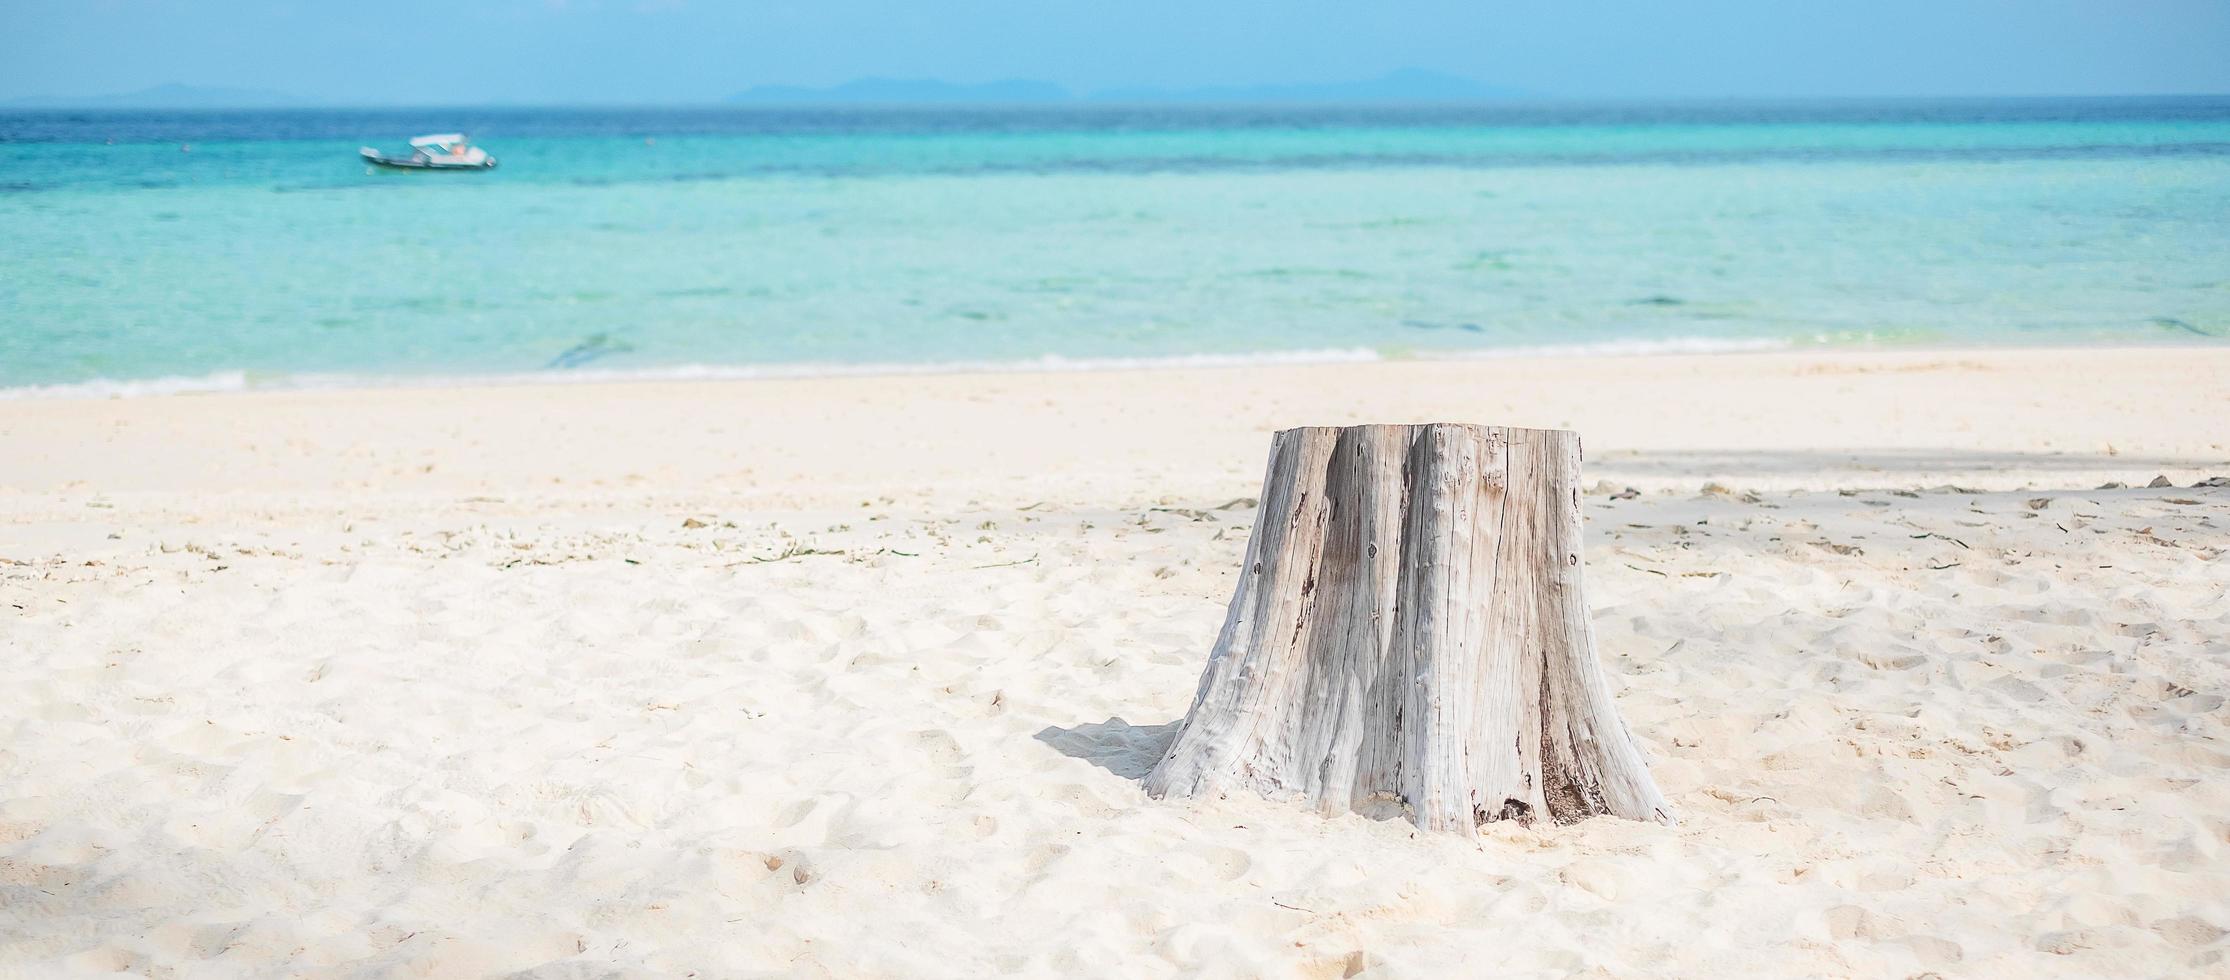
<box><xmin>410</xmin><ymin>134</ymin><xmax>469</xmax><ymax>154</ymax></box>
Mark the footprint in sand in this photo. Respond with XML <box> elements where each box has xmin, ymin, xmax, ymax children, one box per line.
<box><xmin>2153</xmin><ymin>915</ymin><xmax>2228</xmax><ymax>948</ymax></box>
<box><xmin>1175</xmin><ymin>843</ymin><xmax>1253</xmax><ymax>882</ymax></box>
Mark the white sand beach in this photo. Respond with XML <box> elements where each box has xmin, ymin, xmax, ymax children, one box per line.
<box><xmin>3</xmin><ymin>346</ymin><xmax>2228</xmax><ymax>977</ymax></box>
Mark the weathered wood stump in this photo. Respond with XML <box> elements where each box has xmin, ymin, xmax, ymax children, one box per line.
<box><xmin>1144</xmin><ymin>423</ymin><xmax>1672</xmax><ymax>832</ymax></box>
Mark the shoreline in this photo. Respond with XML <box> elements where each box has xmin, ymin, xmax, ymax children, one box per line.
<box><xmin>6</xmin><ymin>343</ymin><xmax>2226</xmax><ymax>554</ymax></box>
<box><xmin>6</xmin><ymin>337</ymin><xmax>2223</xmax><ymax>402</ymax></box>
<box><xmin>3</xmin><ymin>345</ymin><xmax>2224</xmax><ymax>506</ymax></box>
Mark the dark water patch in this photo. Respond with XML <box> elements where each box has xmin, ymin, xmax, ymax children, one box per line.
<box><xmin>2154</xmin><ymin>317</ymin><xmax>2225</xmax><ymax>337</ymax></box>
<box><xmin>8</xmin><ymin>96</ymin><xmax>2230</xmax><ymax>200</ymax></box>
<box><xmin>272</xmin><ymin>180</ymin><xmax>387</xmax><ymax>193</ymax></box>
<box><xmin>10</xmin><ymin>136</ymin><xmax>2230</xmax><ymax>198</ymax></box>
<box><xmin>1401</xmin><ymin>319</ymin><xmax>1487</xmax><ymax>333</ymax></box>
<box><xmin>1630</xmin><ymin>296</ymin><xmax>1685</xmax><ymax>306</ymax></box>
<box><xmin>546</xmin><ymin>332</ymin><xmax>635</xmax><ymax>369</ymax></box>
<box><xmin>8</xmin><ymin>97</ymin><xmax>2230</xmax><ymax>145</ymax></box>
<box><xmin>1349</xmin><ymin>216</ymin><xmax>1435</xmax><ymax>229</ymax></box>
<box><xmin>1242</xmin><ymin>267</ymin><xmax>1373</xmax><ymax>280</ymax></box>
<box><xmin>380</xmin><ymin>294</ymin><xmax>496</xmax><ymax>312</ymax></box>
<box><xmin>628</xmin><ymin>138</ymin><xmax>2230</xmax><ymax>180</ymax></box>
<box><xmin>1453</xmin><ymin>252</ymin><xmax>1516</xmax><ymax>272</ymax></box>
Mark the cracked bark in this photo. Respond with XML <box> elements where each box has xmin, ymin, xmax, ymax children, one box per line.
<box><xmin>1143</xmin><ymin>423</ymin><xmax>1672</xmax><ymax>832</ymax></box>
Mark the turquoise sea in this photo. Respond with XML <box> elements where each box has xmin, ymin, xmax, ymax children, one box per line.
<box><xmin>2</xmin><ymin>99</ymin><xmax>2227</xmax><ymax>395</ymax></box>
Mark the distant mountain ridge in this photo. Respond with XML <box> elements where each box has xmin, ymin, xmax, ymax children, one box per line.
<box><xmin>7</xmin><ymin>83</ymin><xmax>307</xmax><ymax>108</ymax></box>
<box><xmin>730</xmin><ymin>70</ymin><xmax>1529</xmax><ymax>105</ymax></box>
<box><xmin>1096</xmin><ymin>69</ymin><xmax>1530</xmax><ymax>103</ymax></box>
<box><xmin>731</xmin><ymin>78</ymin><xmax>1072</xmax><ymax>104</ymax></box>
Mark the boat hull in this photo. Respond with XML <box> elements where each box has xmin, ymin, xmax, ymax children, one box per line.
<box><xmin>360</xmin><ymin>149</ymin><xmax>497</xmax><ymax>171</ymax></box>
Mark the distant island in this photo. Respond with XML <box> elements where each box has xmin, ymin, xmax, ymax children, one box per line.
<box><xmin>7</xmin><ymin>83</ymin><xmax>307</xmax><ymax>109</ymax></box>
<box><xmin>1094</xmin><ymin>69</ymin><xmax>1530</xmax><ymax>103</ymax></box>
<box><xmin>731</xmin><ymin>69</ymin><xmax>1529</xmax><ymax>105</ymax></box>
<box><xmin>731</xmin><ymin>78</ymin><xmax>1073</xmax><ymax>104</ymax></box>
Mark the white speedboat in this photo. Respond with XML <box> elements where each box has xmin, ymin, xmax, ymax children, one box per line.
<box><xmin>359</xmin><ymin>133</ymin><xmax>497</xmax><ymax>171</ymax></box>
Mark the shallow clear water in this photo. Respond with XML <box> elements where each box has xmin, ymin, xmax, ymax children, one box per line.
<box><xmin>3</xmin><ymin>100</ymin><xmax>2227</xmax><ymax>394</ymax></box>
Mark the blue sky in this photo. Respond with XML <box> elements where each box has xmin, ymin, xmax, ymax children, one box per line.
<box><xmin>5</xmin><ymin>0</ymin><xmax>2228</xmax><ymax>104</ymax></box>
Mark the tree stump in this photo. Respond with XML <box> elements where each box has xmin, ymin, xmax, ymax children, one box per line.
<box><xmin>1143</xmin><ymin>423</ymin><xmax>1672</xmax><ymax>832</ymax></box>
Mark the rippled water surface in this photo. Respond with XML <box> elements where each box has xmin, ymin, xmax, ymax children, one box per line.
<box><xmin>3</xmin><ymin>99</ymin><xmax>2227</xmax><ymax>393</ymax></box>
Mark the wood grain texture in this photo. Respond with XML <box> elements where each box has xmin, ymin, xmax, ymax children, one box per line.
<box><xmin>1143</xmin><ymin>423</ymin><xmax>1672</xmax><ymax>832</ymax></box>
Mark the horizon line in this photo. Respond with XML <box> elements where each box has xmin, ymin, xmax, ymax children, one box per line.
<box><xmin>13</xmin><ymin>92</ymin><xmax>2230</xmax><ymax>111</ymax></box>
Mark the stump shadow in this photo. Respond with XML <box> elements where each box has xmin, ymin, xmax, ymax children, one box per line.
<box><xmin>1033</xmin><ymin>717</ymin><xmax>1182</xmax><ymax>782</ymax></box>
